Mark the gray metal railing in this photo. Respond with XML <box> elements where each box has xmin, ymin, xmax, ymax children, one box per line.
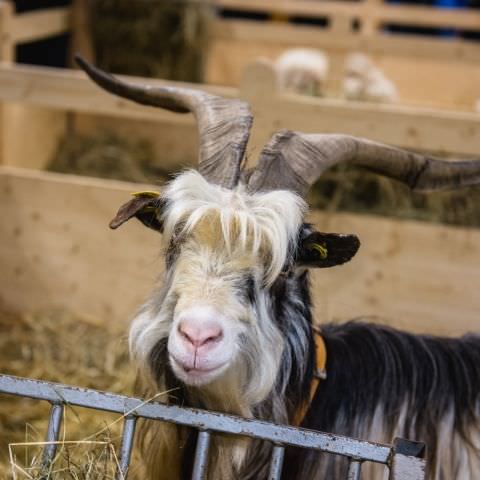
<box><xmin>0</xmin><ymin>373</ymin><xmax>426</xmax><ymax>480</ymax></box>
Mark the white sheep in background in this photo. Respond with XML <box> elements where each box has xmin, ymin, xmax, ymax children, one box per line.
<box><xmin>275</xmin><ymin>48</ymin><xmax>329</xmax><ymax>97</ymax></box>
<box><xmin>344</xmin><ymin>52</ymin><xmax>398</xmax><ymax>103</ymax></box>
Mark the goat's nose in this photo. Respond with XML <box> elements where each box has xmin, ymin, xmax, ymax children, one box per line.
<box><xmin>178</xmin><ymin>319</ymin><xmax>223</xmax><ymax>349</ymax></box>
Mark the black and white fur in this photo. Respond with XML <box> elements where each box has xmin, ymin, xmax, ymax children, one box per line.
<box><xmin>123</xmin><ymin>171</ymin><xmax>479</xmax><ymax>479</ymax></box>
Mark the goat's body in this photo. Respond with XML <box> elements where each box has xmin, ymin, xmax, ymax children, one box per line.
<box><xmin>73</xmin><ymin>59</ymin><xmax>480</xmax><ymax>480</ymax></box>
<box><xmin>138</xmin><ymin>269</ymin><xmax>480</xmax><ymax>479</ymax></box>
<box><xmin>291</xmin><ymin>322</ymin><xmax>480</xmax><ymax>479</ymax></box>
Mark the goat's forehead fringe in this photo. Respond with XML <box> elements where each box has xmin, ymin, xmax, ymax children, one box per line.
<box><xmin>161</xmin><ymin>171</ymin><xmax>307</xmax><ymax>283</ymax></box>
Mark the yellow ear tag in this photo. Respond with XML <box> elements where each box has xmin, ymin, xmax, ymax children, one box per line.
<box><xmin>130</xmin><ymin>191</ymin><xmax>161</xmax><ymax>213</ymax></box>
<box><xmin>309</xmin><ymin>243</ymin><xmax>328</xmax><ymax>259</ymax></box>
<box><xmin>131</xmin><ymin>191</ymin><xmax>160</xmax><ymax>198</ymax></box>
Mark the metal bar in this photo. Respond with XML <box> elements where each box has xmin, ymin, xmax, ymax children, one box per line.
<box><xmin>347</xmin><ymin>459</ymin><xmax>362</xmax><ymax>480</ymax></box>
<box><xmin>40</xmin><ymin>403</ymin><xmax>63</xmax><ymax>471</ymax></box>
<box><xmin>389</xmin><ymin>438</ymin><xmax>426</xmax><ymax>480</ymax></box>
<box><xmin>268</xmin><ymin>444</ymin><xmax>285</xmax><ymax>480</ymax></box>
<box><xmin>0</xmin><ymin>374</ymin><xmax>392</xmax><ymax>463</ymax></box>
<box><xmin>115</xmin><ymin>415</ymin><xmax>137</xmax><ymax>480</ymax></box>
<box><xmin>191</xmin><ymin>430</ymin><xmax>212</xmax><ymax>480</ymax></box>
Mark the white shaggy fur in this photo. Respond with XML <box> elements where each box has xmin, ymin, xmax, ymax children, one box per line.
<box><xmin>130</xmin><ymin>171</ymin><xmax>306</xmax><ymax>401</ymax></box>
<box><xmin>162</xmin><ymin>170</ymin><xmax>306</xmax><ymax>285</ymax></box>
<box><xmin>275</xmin><ymin>48</ymin><xmax>329</xmax><ymax>97</ymax></box>
<box><xmin>129</xmin><ymin>171</ymin><xmax>308</xmax><ymax>478</ymax></box>
<box><xmin>344</xmin><ymin>53</ymin><xmax>398</xmax><ymax>103</ymax></box>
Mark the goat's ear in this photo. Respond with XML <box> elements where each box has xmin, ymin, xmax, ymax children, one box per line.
<box><xmin>110</xmin><ymin>191</ymin><xmax>164</xmax><ymax>232</ymax></box>
<box><xmin>297</xmin><ymin>231</ymin><xmax>360</xmax><ymax>268</ymax></box>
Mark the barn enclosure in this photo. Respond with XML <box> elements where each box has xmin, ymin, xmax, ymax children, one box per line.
<box><xmin>0</xmin><ymin>1</ymin><xmax>479</xmax><ymax>478</ymax></box>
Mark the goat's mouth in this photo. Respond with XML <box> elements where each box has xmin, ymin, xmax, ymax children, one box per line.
<box><xmin>169</xmin><ymin>354</ymin><xmax>230</xmax><ymax>386</ymax></box>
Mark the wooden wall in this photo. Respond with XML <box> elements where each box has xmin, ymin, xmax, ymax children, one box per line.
<box><xmin>1</xmin><ymin>166</ymin><xmax>478</xmax><ymax>336</ymax></box>
<box><xmin>207</xmin><ymin>0</ymin><xmax>480</xmax><ymax>112</ymax></box>
<box><xmin>2</xmin><ymin>62</ymin><xmax>480</xmax><ymax>175</ymax></box>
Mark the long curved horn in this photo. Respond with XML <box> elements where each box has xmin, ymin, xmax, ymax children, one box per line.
<box><xmin>75</xmin><ymin>55</ymin><xmax>253</xmax><ymax>189</ymax></box>
<box><xmin>248</xmin><ymin>130</ymin><xmax>480</xmax><ymax>196</ymax></box>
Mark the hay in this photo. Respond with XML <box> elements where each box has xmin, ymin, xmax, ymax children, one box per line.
<box><xmin>46</xmin><ymin>130</ymin><xmax>480</xmax><ymax>228</ymax></box>
<box><xmin>88</xmin><ymin>0</ymin><xmax>212</xmax><ymax>82</ymax></box>
<box><xmin>9</xmin><ymin>439</ymin><xmax>121</xmax><ymax>480</ymax></box>
<box><xmin>47</xmin><ymin>131</ymin><xmax>169</xmax><ymax>184</ymax></box>
<box><xmin>308</xmin><ymin>165</ymin><xmax>480</xmax><ymax>228</ymax></box>
<box><xmin>0</xmin><ymin>308</ymin><xmax>141</xmax><ymax>479</ymax></box>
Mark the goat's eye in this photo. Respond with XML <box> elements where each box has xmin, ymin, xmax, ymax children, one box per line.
<box><xmin>236</xmin><ymin>274</ymin><xmax>256</xmax><ymax>304</ymax></box>
<box><xmin>244</xmin><ymin>274</ymin><xmax>256</xmax><ymax>304</ymax></box>
<box><xmin>165</xmin><ymin>239</ymin><xmax>181</xmax><ymax>268</ymax></box>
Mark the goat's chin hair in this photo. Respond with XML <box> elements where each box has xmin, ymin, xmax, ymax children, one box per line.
<box><xmin>131</xmin><ymin>287</ymin><xmax>285</xmax><ymax>410</ymax></box>
<box><xmin>130</xmin><ymin>285</ymin><xmax>286</xmax><ymax>478</ymax></box>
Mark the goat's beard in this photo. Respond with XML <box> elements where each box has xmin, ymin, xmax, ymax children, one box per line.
<box><xmin>130</xmin><ymin>280</ymin><xmax>285</xmax><ymax>408</ymax></box>
<box><xmin>130</xmin><ymin>286</ymin><xmax>287</xmax><ymax>479</ymax></box>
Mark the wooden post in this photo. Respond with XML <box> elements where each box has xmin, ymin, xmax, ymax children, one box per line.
<box><xmin>0</xmin><ymin>2</ymin><xmax>68</xmax><ymax>168</ymax></box>
<box><xmin>0</xmin><ymin>0</ymin><xmax>13</xmax><ymax>165</ymax></box>
<box><xmin>0</xmin><ymin>0</ymin><xmax>13</xmax><ymax>61</ymax></box>
<box><xmin>362</xmin><ymin>0</ymin><xmax>383</xmax><ymax>37</ymax></box>
<box><xmin>70</xmin><ymin>0</ymin><xmax>95</xmax><ymax>67</ymax></box>
<box><xmin>239</xmin><ymin>58</ymin><xmax>278</xmax><ymax>168</ymax></box>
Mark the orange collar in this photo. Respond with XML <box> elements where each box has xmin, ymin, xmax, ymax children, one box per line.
<box><xmin>291</xmin><ymin>330</ymin><xmax>327</xmax><ymax>426</ymax></box>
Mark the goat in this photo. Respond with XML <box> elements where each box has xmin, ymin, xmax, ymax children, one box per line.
<box><xmin>275</xmin><ymin>48</ymin><xmax>329</xmax><ymax>97</ymax></box>
<box><xmin>77</xmin><ymin>56</ymin><xmax>480</xmax><ymax>480</ymax></box>
<box><xmin>344</xmin><ymin>53</ymin><xmax>398</xmax><ymax>103</ymax></box>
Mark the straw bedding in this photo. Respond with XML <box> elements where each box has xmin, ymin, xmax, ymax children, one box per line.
<box><xmin>0</xmin><ymin>308</ymin><xmax>143</xmax><ymax>479</ymax></box>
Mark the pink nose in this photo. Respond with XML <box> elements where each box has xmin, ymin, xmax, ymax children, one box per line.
<box><xmin>178</xmin><ymin>319</ymin><xmax>223</xmax><ymax>349</ymax></box>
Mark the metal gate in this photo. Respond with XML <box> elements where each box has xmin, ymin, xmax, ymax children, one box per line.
<box><xmin>0</xmin><ymin>373</ymin><xmax>426</xmax><ymax>480</ymax></box>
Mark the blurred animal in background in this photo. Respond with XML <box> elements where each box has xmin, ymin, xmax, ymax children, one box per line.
<box><xmin>77</xmin><ymin>56</ymin><xmax>480</xmax><ymax>480</ymax></box>
<box><xmin>275</xmin><ymin>48</ymin><xmax>329</xmax><ymax>97</ymax></box>
<box><xmin>344</xmin><ymin>53</ymin><xmax>398</xmax><ymax>103</ymax></box>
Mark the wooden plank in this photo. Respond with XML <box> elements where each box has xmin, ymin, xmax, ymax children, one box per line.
<box><xmin>1</xmin><ymin>166</ymin><xmax>479</xmax><ymax>335</ymax></box>
<box><xmin>0</xmin><ymin>167</ymin><xmax>160</xmax><ymax>326</ymax></box>
<box><xmin>206</xmin><ymin>19</ymin><xmax>480</xmax><ymax>109</ymax></box>
<box><xmin>0</xmin><ymin>0</ymin><xmax>14</xmax><ymax>166</ymax></box>
<box><xmin>215</xmin><ymin>0</ymin><xmax>363</xmax><ymax>18</ymax></box>
<box><xmin>209</xmin><ymin>18</ymin><xmax>480</xmax><ymax>62</ymax></box>
<box><xmin>0</xmin><ymin>1</ymin><xmax>13</xmax><ymax>61</ymax></box>
<box><xmin>1</xmin><ymin>62</ymin><xmax>480</xmax><ymax>170</ymax></box>
<box><xmin>10</xmin><ymin>7</ymin><xmax>71</xmax><ymax>44</ymax></box>
<box><xmin>240</xmin><ymin>60</ymin><xmax>480</xmax><ymax>162</ymax></box>
<box><xmin>376</xmin><ymin>4</ymin><xmax>480</xmax><ymax>30</ymax></box>
<box><xmin>309</xmin><ymin>207</ymin><xmax>480</xmax><ymax>336</ymax></box>
<box><xmin>0</xmin><ymin>63</ymin><xmax>235</xmax><ymax>125</ymax></box>
<box><xmin>1</xmin><ymin>104</ymin><xmax>66</xmax><ymax>169</ymax></box>
<box><xmin>215</xmin><ymin>0</ymin><xmax>480</xmax><ymax>30</ymax></box>
<box><xmin>69</xmin><ymin>0</ymin><xmax>95</xmax><ymax>67</ymax></box>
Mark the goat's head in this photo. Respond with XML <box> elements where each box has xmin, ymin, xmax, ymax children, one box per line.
<box><xmin>77</xmin><ymin>56</ymin><xmax>480</xmax><ymax>409</ymax></box>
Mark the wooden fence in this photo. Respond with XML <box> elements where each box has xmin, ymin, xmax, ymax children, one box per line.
<box><xmin>0</xmin><ymin>1</ymin><xmax>72</xmax><ymax>172</ymax></box>
<box><xmin>207</xmin><ymin>0</ymin><xmax>480</xmax><ymax>110</ymax></box>
<box><xmin>1</xmin><ymin>165</ymin><xmax>479</xmax><ymax>336</ymax></box>
<box><xmin>0</xmin><ymin>1</ymin><xmax>479</xmax><ymax>336</ymax></box>
<box><xmin>1</xmin><ymin>60</ymin><xmax>480</xmax><ymax>169</ymax></box>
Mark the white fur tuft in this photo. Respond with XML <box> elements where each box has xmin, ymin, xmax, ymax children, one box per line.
<box><xmin>162</xmin><ymin>170</ymin><xmax>306</xmax><ymax>285</ymax></box>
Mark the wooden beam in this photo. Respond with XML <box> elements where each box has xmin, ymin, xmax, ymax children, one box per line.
<box><xmin>376</xmin><ymin>4</ymin><xmax>480</xmax><ymax>30</ymax></box>
<box><xmin>0</xmin><ymin>64</ymin><xmax>235</xmax><ymax>125</ymax></box>
<box><xmin>10</xmin><ymin>7</ymin><xmax>71</xmax><ymax>44</ymax></box>
<box><xmin>1</xmin><ymin>63</ymin><xmax>480</xmax><ymax>167</ymax></box>
<box><xmin>240</xmin><ymin>59</ymin><xmax>480</xmax><ymax>159</ymax></box>
<box><xmin>0</xmin><ymin>167</ymin><xmax>160</xmax><ymax>326</ymax></box>
<box><xmin>0</xmin><ymin>1</ymin><xmax>13</xmax><ymax>61</ymax></box>
<box><xmin>209</xmin><ymin>19</ymin><xmax>480</xmax><ymax>63</ymax></box>
<box><xmin>215</xmin><ymin>0</ymin><xmax>363</xmax><ymax>18</ymax></box>
<box><xmin>214</xmin><ymin>0</ymin><xmax>480</xmax><ymax>30</ymax></box>
<box><xmin>0</xmin><ymin>0</ymin><xmax>14</xmax><ymax>166</ymax></box>
<box><xmin>70</xmin><ymin>0</ymin><xmax>94</xmax><ymax>67</ymax></box>
<box><xmin>1</xmin><ymin>166</ymin><xmax>479</xmax><ymax>336</ymax></box>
